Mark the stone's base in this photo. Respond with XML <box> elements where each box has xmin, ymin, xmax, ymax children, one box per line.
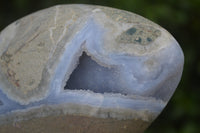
<box><xmin>0</xmin><ymin>114</ymin><xmax>150</xmax><ymax>133</ymax></box>
<box><xmin>0</xmin><ymin>103</ymin><xmax>156</xmax><ymax>133</ymax></box>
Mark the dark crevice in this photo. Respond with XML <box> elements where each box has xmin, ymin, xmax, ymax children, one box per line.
<box><xmin>64</xmin><ymin>52</ymin><xmax>127</xmax><ymax>95</ymax></box>
<box><xmin>0</xmin><ymin>100</ymin><xmax>3</xmax><ymax>106</ymax></box>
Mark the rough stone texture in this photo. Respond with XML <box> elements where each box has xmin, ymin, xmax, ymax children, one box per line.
<box><xmin>0</xmin><ymin>114</ymin><xmax>150</xmax><ymax>133</ymax></box>
<box><xmin>0</xmin><ymin>5</ymin><xmax>85</xmax><ymax>103</ymax></box>
<box><xmin>0</xmin><ymin>4</ymin><xmax>184</xmax><ymax>133</ymax></box>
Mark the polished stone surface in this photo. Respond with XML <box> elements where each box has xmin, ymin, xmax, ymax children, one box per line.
<box><xmin>0</xmin><ymin>4</ymin><xmax>184</xmax><ymax>133</ymax></box>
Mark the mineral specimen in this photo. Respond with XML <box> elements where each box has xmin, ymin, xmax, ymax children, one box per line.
<box><xmin>0</xmin><ymin>4</ymin><xmax>184</xmax><ymax>133</ymax></box>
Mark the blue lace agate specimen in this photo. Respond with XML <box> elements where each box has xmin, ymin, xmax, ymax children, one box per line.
<box><xmin>0</xmin><ymin>4</ymin><xmax>184</xmax><ymax>133</ymax></box>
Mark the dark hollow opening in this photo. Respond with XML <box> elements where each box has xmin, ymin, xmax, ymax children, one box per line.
<box><xmin>64</xmin><ymin>52</ymin><xmax>127</xmax><ymax>95</ymax></box>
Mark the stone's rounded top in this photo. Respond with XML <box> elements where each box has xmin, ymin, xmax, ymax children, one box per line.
<box><xmin>0</xmin><ymin>4</ymin><xmax>184</xmax><ymax>106</ymax></box>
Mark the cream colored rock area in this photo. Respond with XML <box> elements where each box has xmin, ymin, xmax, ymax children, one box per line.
<box><xmin>0</xmin><ymin>5</ymin><xmax>88</xmax><ymax>104</ymax></box>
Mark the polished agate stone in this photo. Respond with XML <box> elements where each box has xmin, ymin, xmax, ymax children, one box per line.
<box><xmin>0</xmin><ymin>4</ymin><xmax>184</xmax><ymax>133</ymax></box>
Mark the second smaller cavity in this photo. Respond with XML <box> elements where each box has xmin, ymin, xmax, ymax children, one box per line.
<box><xmin>117</xmin><ymin>25</ymin><xmax>161</xmax><ymax>45</ymax></box>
